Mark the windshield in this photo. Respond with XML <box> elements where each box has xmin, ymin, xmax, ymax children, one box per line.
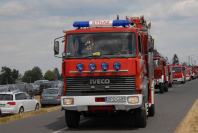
<box><xmin>65</xmin><ymin>32</ymin><xmax>136</xmax><ymax>58</ymax></box>
<box><xmin>43</xmin><ymin>89</ymin><xmax>58</xmax><ymax>94</ymax></box>
<box><xmin>172</xmin><ymin>67</ymin><xmax>182</xmax><ymax>73</ymax></box>
<box><xmin>0</xmin><ymin>94</ymin><xmax>13</xmax><ymax>101</ymax></box>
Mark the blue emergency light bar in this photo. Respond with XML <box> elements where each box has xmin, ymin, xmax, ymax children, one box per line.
<box><xmin>73</xmin><ymin>20</ymin><xmax>130</xmax><ymax>28</ymax></box>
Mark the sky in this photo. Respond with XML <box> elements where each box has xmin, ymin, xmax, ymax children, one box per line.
<box><xmin>0</xmin><ymin>0</ymin><xmax>198</xmax><ymax>74</ymax></box>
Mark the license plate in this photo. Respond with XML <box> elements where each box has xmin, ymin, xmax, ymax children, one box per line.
<box><xmin>0</xmin><ymin>104</ymin><xmax>5</xmax><ymax>107</ymax></box>
<box><xmin>46</xmin><ymin>97</ymin><xmax>54</xmax><ymax>100</ymax></box>
<box><xmin>106</xmin><ymin>96</ymin><xmax>126</xmax><ymax>103</ymax></box>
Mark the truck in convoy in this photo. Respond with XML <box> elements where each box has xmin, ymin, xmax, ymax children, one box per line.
<box><xmin>186</xmin><ymin>67</ymin><xmax>192</xmax><ymax>81</ymax></box>
<box><xmin>153</xmin><ymin>50</ymin><xmax>169</xmax><ymax>93</ymax></box>
<box><xmin>53</xmin><ymin>16</ymin><xmax>155</xmax><ymax>128</ymax></box>
<box><xmin>192</xmin><ymin>66</ymin><xmax>198</xmax><ymax>79</ymax></box>
<box><xmin>167</xmin><ymin>64</ymin><xmax>173</xmax><ymax>87</ymax></box>
<box><xmin>172</xmin><ymin>64</ymin><xmax>186</xmax><ymax>84</ymax></box>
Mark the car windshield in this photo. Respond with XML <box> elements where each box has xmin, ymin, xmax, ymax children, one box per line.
<box><xmin>173</xmin><ymin>67</ymin><xmax>182</xmax><ymax>73</ymax></box>
<box><xmin>0</xmin><ymin>94</ymin><xmax>13</xmax><ymax>101</ymax></box>
<box><xmin>65</xmin><ymin>32</ymin><xmax>136</xmax><ymax>58</ymax></box>
<box><xmin>43</xmin><ymin>89</ymin><xmax>58</xmax><ymax>94</ymax></box>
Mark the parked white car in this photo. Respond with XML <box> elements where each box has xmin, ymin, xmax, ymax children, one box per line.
<box><xmin>0</xmin><ymin>91</ymin><xmax>39</xmax><ymax>115</ymax></box>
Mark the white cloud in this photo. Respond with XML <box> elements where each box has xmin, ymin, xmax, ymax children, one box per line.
<box><xmin>0</xmin><ymin>1</ymin><xmax>27</xmax><ymax>16</ymax></box>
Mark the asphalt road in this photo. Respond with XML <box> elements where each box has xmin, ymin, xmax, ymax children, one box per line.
<box><xmin>0</xmin><ymin>79</ymin><xmax>198</xmax><ymax>133</ymax></box>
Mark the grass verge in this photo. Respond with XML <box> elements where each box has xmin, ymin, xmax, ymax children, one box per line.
<box><xmin>175</xmin><ymin>99</ymin><xmax>198</xmax><ymax>133</ymax></box>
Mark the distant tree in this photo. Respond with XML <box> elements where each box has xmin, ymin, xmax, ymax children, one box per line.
<box><xmin>53</xmin><ymin>68</ymin><xmax>61</xmax><ymax>80</ymax></box>
<box><xmin>31</xmin><ymin>66</ymin><xmax>43</xmax><ymax>81</ymax></box>
<box><xmin>172</xmin><ymin>54</ymin><xmax>179</xmax><ymax>65</ymax></box>
<box><xmin>0</xmin><ymin>67</ymin><xmax>19</xmax><ymax>85</ymax></box>
<box><xmin>44</xmin><ymin>70</ymin><xmax>55</xmax><ymax>81</ymax></box>
<box><xmin>22</xmin><ymin>66</ymin><xmax>43</xmax><ymax>83</ymax></box>
<box><xmin>182</xmin><ymin>62</ymin><xmax>187</xmax><ymax>66</ymax></box>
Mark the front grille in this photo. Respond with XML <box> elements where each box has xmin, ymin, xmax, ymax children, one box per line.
<box><xmin>66</xmin><ymin>76</ymin><xmax>135</xmax><ymax>95</ymax></box>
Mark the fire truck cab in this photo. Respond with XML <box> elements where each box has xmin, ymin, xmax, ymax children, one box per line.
<box><xmin>54</xmin><ymin>17</ymin><xmax>155</xmax><ymax>128</ymax></box>
<box><xmin>153</xmin><ymin>51</ymin><xmax>169</xmax><ymax>93</ymax></box>
<box><xmin>172</xmin><ymin>64</ymin><xmax>186</xmax><ymax>84</ymax></box>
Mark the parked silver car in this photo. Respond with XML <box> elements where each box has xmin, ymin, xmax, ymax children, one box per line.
<box><xmin>40</xmin><ymin>88</ymin><xmax>62</xmax><ymax>107</ymax></box>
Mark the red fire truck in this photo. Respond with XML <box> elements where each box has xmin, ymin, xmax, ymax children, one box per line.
<box><xmin>186</xmin><ymin>67</ymin><xmax>192</xmax><ymax>81</ymax></box>
<box><xmin>153</xmin><ymin>51</ymin><xmax>169</xmax><ymax>93</ymax></box>
<box><xmin>54</xmin><ymin>16</ymin><xmax>155</xmax><ymax>128</ymax></box>
<box><xmin>172</xmin><ymin>64</ymin><xmax>186</xmax><ymax>84</ymax></box>
<box><xmin>192</xmin><ymin>66</ymin><xmax>198</xmax><ymax>79</ymax></box>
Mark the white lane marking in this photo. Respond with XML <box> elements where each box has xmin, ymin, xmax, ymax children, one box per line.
<box><xmin>52</xmin><ymin>127</ymin><xmax>68</xmax><ymax>133</ymax></box>
<box><xmin>51</xmin><ymin>119</ymin><xmax>89</xmax><ymax>133</ymax></box>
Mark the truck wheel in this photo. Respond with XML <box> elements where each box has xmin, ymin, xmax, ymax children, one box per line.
<box><xmin>148</xmin><ymin>104</ymin><xmax>155</xmax><ymax>117</ymax></box>
<box><xmin>164</xmin><ymin>85</ymin><xmax>168</xmax><ymax>92</ymax></box>
<box><xmin>65</xmin><ymin>110</ymin><xmax>80</xmax><ymax>128</ymax></box>
<box><xmin>159</xmin><ymin>85</ymin><xmax>164</xmax><ymax>94</ymax></box>
<box><xmin>135</xmin><ymin>108</ymin><xmax>147</xmax><ymax>128</ymax></box>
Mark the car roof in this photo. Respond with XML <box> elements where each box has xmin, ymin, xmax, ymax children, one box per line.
<box><xmin>0</xmin><ymin>91</ymin><xmax>25</xmax><ymax>95</ymax></box>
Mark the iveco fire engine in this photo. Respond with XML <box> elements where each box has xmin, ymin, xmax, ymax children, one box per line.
<box><xmin>54</xmin><ymin>16</ymin><xmax>155</xmax><ymax>128</ymax></box>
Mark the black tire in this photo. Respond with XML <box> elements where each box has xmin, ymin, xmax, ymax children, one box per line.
<box><xmin>181</xmin><ymin>81</ymin><xmax>185</xmax><ymax>84</ymax></box>
<box><xmin>169</xmin><ymin>83</ymin><xmax>173</xmax><ymax>88</ymax></box>
<box><xmin>65</xmin><ymin>110</ymin><xmax>80</xmax><ymax>128</ymax></box>
<box><xmin>19</xmin><ymin>107</ymin><xmax>24</xmax><ymax>114</ymax></box>
<box><xmin>148</xmin><ymin>104</ymin><xmax>155</xmax><ymax>117</ymax></box>
<box><xmin>41</xmin><ymin>104</ymin><xmax>46</xmax><ymax>108</ymax></box>
<box><xmin>135</xmin><ymin>108</ymin><xmax>147</xmax><ymax>128</ymax></box>
<box><xmin>35</xmin><ymin>103</ymin><xmax>39</xmax><ymax>111</ymax></box>
<box><xmin>164</xmin><ymin>84</ymin><xmax>168</xmax><ymax>92</ymax></box>
<box><xmin>159</xmin><ymin>85</ymin><xmax>164</xmax><ymax>94</ymax></box>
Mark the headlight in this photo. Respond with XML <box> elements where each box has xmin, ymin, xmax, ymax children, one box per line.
<box><xmin>63</xmin><ymin>98</ymin><xmax>74</xmax><ymax>105</ymax></box>
<box><xmin>127</xmin><ymin>96</ymin><xmax>139</xmax><ymax>104</ymax></box>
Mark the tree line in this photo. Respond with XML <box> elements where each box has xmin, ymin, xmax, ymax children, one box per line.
<box><xmin>0</xmin><ymin>66</ymin><xmax>61</xmax><ymax>85</ymax></box>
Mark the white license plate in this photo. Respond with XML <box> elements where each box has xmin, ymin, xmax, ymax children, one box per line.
<box><xmin>46</xmin><ymin>97</ymin><xmax>54</xmax><ymax>100</ymax></box>
<box><xmin>0</xmin><ymin>104</ymin><xmax>5</xmax><ymax>107</ymax></box>
<box><xmin>106</xmin><ymin>96</ymin><xmax>126</xmax><ymax>103</ymax></box>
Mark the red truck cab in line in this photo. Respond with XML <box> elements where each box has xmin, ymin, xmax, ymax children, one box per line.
<box><xmin>54</xmin><ymin>17</ymin><xmax>155</xmax><ymax>128</ymax></box>
<box><xmin>172</xmin><ymin>64</ymin><xmax>186</xmax><ymax>84</ymax></box>
<box><xmin>153</xmin><ymin>51</ymin><xmax>170</xmax><ymax>93</ymax></box>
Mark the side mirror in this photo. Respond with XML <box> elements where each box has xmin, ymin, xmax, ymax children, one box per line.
<box><xmin>54</xmin><ymin>41</ymin><xmax>59</xmax><ymax>55</ymax></box>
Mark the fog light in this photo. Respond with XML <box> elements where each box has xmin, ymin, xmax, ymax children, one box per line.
<box><xmin>113</xmin><ymin>62</ymin><xmax>121</xmax><ymax>71</ymax></box>
<box><xmin>127</xmin><ymin>96</ymin><xmax>139</xmax><ymax>104</ymax></box>
<box><xmin>89</xmin><ymin>63</ymin><xmax>96</xmax><ymax>71</ymax></box>
<box><xmin>76</xmin><ymin>63</ymin><xmax>83</xmax><ymax>72</ymax></box>
<box><xmin>63</xmin><ymin>98</ymin><xmax>74</xmax><ymax>105</ymax></box>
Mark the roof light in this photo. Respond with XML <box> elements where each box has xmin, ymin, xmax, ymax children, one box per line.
<box><xmin>73</xmin><ymin>20</ymin><xmax>130</xmax><ymax>28</ymax></box>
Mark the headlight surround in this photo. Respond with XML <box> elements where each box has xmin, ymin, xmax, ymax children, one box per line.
<box><xmin>63</xmin><ymin>98</ymin><xmax>74</xmax><ymax>105</ymax></box>
<box><xmin>127</xmin><ymin>96</ymin><xmax>139</xmax><ymax>104</ymax></box>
